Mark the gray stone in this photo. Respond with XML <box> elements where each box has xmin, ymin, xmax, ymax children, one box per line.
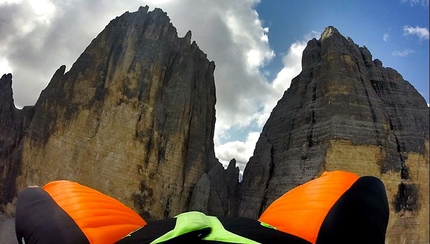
<box><xmin>0</xmin><ymin>6</ymin><xmax>229</xmax><ymax>221</ymax></box>
<box><xmin>237</xmin><ymin>26</ymin><xmax>429</xmax><ymax>243</ymax></box>
<box><xmin>0</xmin><ymin>214</ymin><xmax>17</xmax><ymax>244</ymax></box>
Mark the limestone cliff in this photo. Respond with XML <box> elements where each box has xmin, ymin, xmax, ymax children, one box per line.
<box><xmin>0</xmin><ymin>6</ymin><xmax>238</xmax><ymax>220</ymax></box>
<box><xmin>238</xmin><ymin>26</ymin><xmax>429</xmax><ymax>243</ymax></box>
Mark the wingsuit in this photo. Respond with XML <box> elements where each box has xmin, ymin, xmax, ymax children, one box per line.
<box><xmin>15</xmin><ymin>171</ymin><xmax>389</xmax><ymax>244</ymax></box>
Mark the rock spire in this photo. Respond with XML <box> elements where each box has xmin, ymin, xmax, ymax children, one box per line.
<box><xmin>0</xmin><ymin>6</ymin><xmax>238</xmax><ymax>220</ymax></box>
<box><xmin>238</xmin><ymin>26</ymin><xmax>429</xmax><ymax>243</ymax></box>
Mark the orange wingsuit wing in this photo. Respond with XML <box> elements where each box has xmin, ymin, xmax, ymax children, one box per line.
<box><xmin>43</xmin><ymin>180</ymin><xmax>146</xmax><ymax>244</ymax></box>
<box><xmin>259</xmin><ymin>171</ymin><xmax>359</xmax><ymax>244</ymax></box>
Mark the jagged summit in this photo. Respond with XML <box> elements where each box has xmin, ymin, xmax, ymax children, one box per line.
<box><xmin>320</xmin><ymin>25</ymin><xmax>340</xmax><ymax>40</ymax></box>
<box><xmin>0</xmin><ymin>73</ymin><xmax>14</xmax><ymax>121</ymax></box>
<box><xmin>0</xmin><ymin>73</ymin><xmax>12</xmax><ymax>80</ymax></box>
<box><xmin>0</xmin><ymin>74</ymin><xmax>13</xmax><ymax>104</ymax></box>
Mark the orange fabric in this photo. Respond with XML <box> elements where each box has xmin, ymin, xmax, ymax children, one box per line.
<box><xmin>43</xmin><ymin>180</ymin><xmax>146</xmax><ymax>244</ymax></box>
<box><xmin>259</xmin><ymin>171</ymin><xmax>359</xmax><ymax>244</ymax></box>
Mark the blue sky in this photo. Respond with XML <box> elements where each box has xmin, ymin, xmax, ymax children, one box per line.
<box><xmin>0</xmin><ymin>0</ymin><xmax>428</xmax><ymax>171</ymax></box>
<box><xmin>256</xmin><ymin>0</ymin><xmax>429</xmax><ymax>102</ymax></box>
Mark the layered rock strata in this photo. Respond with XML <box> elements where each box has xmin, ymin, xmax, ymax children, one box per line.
<box><xmin>0</xmin><ymin>6</ymin><xmax>238</xmax><ymax>220</ymax></box>
<box><xmin>238</xmin><ymin>26</ymin><xmax>429</xmax><ymax>243</ymax></box>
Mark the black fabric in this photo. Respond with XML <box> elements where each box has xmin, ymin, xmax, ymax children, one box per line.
<box><xmin>116</xmin><ymin>218</ymin><xmax>212</xmax><ymax>243</ymax></box>
<box><xmin>156</xmin><ymin>227</ymin><xmax>212</xmax><ymax>243</ymax></box>
<box><xmin>15</xmin><ymin>187</ymin><xmax>89</xmax><ymax>244</ymax></box>
<box><xmin>116</xmin><ymin>216</ymin><xmax>311</xmax><ymax>244</ymax></box>
<box><xmin>116</xmin><ymin>218</ymin><xmax>177</xmax><ymax>243</ymax></box>
<box><xmin>218</xmin><ymin>217</ymin><xmax>311</xmax><ymax>244</ymax></box>
<box><xmin>316</xmin><ymin>176</ymin><xmax>389</xmax><ymax>244</ymax></box>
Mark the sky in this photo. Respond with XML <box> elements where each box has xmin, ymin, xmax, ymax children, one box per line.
<box><xmin>0</xmin><ymin>0</ymin><xmax>428</xmax><ymax>172</ymax></box>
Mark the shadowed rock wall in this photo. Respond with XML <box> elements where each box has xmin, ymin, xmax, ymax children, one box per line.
<box><xmin>0</xmin><ymin>6</ymin><xmax>239</xmax><ymax>221</ymax></box>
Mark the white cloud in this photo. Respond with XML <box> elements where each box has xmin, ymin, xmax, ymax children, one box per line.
<box><xmin>1</xmin><ymin>0</ymin><xmax>150</xmax><ymax>107</ymax></box>
<box><xmin>142</xmin><ymin>0</ymin><xmax>173</xmax><ymax>4</ymax></box>
<box><xmin>392</xmin><ymin>48</ymin><xmax>416</xmax><ymax>56</ymax></box>
<box><xmin>403</xmin><ymin>26</ymin><xmax>430</xmax><ymax>40</ymax></box>
<box><xmin>0</xmin><ymin>0</ymin><xmax>312</xmax><ymax>170</ymax></box>
<box><xmin>0</xmin><ymin>58</ymin><xmax>13</xmax><ymax>74</ymax></box>
<box><xmin>383</xmin><ymin>33</ymin><xmax>389</xmax><ymax>42</ymax></box>
<box><xmin>272</xmin><ymin>41</ymin><xmax>307</xmax><ymax>92</ymax></box>
<box><xmin>303</xmin><ymin>31</ymin><xmax>320</xmax><ymax>41</ymax></box>
<box><xmin>154</xmin><ymin>0</ymin><xmax>277</xmax><ymax>138</ymax></box>
<box><xmin>214</xmin><ymin>35</ymin><xmax>312</xmax><ymax>169</ymax></box>
<box><xmin>253</xmin><ymin>40</ymin><xmax>307</xmax><ymax>127</ymax></box>
<box><xmin>401</xmin><ymin>0</ymin><xmax>429</xmax><ymax>6</ymax></box>
<box><xmin>215</xmin><ymin>131</ymin><xmax>260</xmax><ymax>172</ymax></box>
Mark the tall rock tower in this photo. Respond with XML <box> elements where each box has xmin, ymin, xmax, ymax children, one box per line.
<box><xmin>238</xmin><ymin>26</ymin><xmax>429</xmax><ymax>243</ymax></box>
<box><xmin>0</xmin><ymin>6</ymin><xmax>228</xmax><ymax>221</ymax></box>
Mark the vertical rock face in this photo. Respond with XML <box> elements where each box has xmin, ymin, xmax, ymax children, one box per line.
<box><xmin>0</xmin><ymin>74</ymin><xmax>33</xmax><ymax>207</ymax></box>
<box><xmin>0</xmin><ymin>74</ymin><xmax>20</xmax><ymax>205</ymax></box>
<box><xmin>0</xmin><ymin>6</ymin><xmax>233</xmax><ymax>220</ymax></box>
<box><xmin>238</xmin><ymin>26</ymin><xmax>429</xmax><ymax>243</ymax></box>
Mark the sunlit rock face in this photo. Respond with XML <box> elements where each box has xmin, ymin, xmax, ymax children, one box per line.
<box><xmin>0</xmin><ymin>6</ymin><xmax>237</xmax><ymax>221</ymax></box>
<box><xmin>238</xmin><ymin>26</ymin><xmax>429</xmax><ymax>243</ymax></box>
